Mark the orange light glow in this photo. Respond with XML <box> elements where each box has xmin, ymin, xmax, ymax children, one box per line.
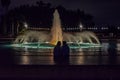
<box><xmin>50</xmin><ymin>40</ymin><xmax>58</xmax><ymax>45</ymax></box>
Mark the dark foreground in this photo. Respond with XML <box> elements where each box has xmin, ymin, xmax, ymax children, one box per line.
<box><xmin>0</xmin><ymin>45</ymin><xmax>120</xmax><ymax>79</ymax></box>
<box><xmin>0</xmin><ymin>65</ymin><xmax>120</xmax><ymax>80</ymax></box>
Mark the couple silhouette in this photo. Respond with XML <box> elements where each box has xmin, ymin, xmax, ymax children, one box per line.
<box><xmin>53</xmin><ymin>41</ymin><xmax>70</xmax><ymax>65</ymax></box>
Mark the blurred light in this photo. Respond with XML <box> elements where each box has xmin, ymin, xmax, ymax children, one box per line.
<box><xmin>79</xmin><ymin>23</ymin><xmax>83</xmax><ymax>30</ymax></box>
<box><xmin>118</xmin><ymin>27</ymin><xmax>120</xmax><ymax>29</ymax></box>
<box><xmin>24</xmin><ymin>22</ymin><xmax>28</xmax><ymax>28</ymax></box>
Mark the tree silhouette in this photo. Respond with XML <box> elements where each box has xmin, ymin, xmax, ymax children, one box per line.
<box><xmin>1</xmin><ymin>0</ymin><xmax>11</xmax><ymax>35</ymax></box>
<box><xmin>36</xmin><ymin>1</ymin><xmax>44</xmax><ymax>7</ymax></box>
<box><xmin>0</xmin><ymin>1</ymin><xmax>95</xmax><ymax>36</ymax></box>
<box><xmin>1</xmin><ymin>0</ymin><xmax>11</xmax><ymax>9</ymax></box>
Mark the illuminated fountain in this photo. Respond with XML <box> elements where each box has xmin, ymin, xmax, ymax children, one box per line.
<box><xmin>5</xmin><ymin>9</ymin><xmax>101</xmax><ymax>50</ymax></box>
<box><xmin>50</xmin><ymin>10</ymin><xmax>63</xmax><ymax>45</ymax></box>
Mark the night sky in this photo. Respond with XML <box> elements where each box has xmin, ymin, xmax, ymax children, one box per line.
<box><xmin>0</xmin><ymin>0</ymin><xmax>120</xmax><ymax>25</ymax></box>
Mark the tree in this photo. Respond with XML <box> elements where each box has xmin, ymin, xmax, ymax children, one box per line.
<box><xmin>1</xmin><ymin>0</ymin><xmax>11</xmax><ymax>35</ymax></box>
<box><xmin>36</xmin><ymin>1</ymin><xmax>44</xmax><ymax>7</ymax></box>
<box><xmin>1</xmin><ymin>0</ymin><xmax>11</xmax><ymax>9</ymax></box>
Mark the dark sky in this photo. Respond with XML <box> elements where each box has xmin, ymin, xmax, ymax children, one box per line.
<box><xmin>0</xmin><ymin>0</ymin><xmax>120</xmax><ymax>25</ymax></box>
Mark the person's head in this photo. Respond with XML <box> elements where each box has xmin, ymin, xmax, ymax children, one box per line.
<box><xmin>56</xmin><ymin>41</ymin><xmax>61</xmax><ymax>46</ymax></box>
<box><xmin>63</xmin><ymin>41</ymin><xmax>67</xmax><ymax>45</ymax></box>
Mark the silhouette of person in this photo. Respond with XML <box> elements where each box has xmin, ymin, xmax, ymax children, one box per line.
<box><xmin>61</xmin><ymin>41</ymin><xmax>70</xmax><ymax>64</ymax></box>
<box><xmin>53</xmin><ymin>41</ymin><xmax>62</xmax><ymax>64</ymax></box>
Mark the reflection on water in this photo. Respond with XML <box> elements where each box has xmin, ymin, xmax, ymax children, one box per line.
<box><xmin>70</xmin><ymin>52</ymin><xmax>84</xmax><ymax>65</ymax></box>
<box><xmin>14</xmin><ymin>51</ymin><xmax>55</xmax><ymax>65</ymax></box>
<box><xmin>12</xmin><ymin>51</ymin><xmax>120</xmax><ymax>65</ymax></box>
<box><xmin>15</xmin><ymin>55</ymin><xmax>54</xmax><ymax>65</ymax></box>
<box><xmin>1</xmin><ymin>41</ymin><xmax>120</xmax><ymax>65</ymax></box>
<box><xmin>21</xmin><ymin>56</ymin><xmax>30</xmax><ymax>64</ymax></box>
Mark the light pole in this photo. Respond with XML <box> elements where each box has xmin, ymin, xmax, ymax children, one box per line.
<box><xmin>24</xmin><ymin>22</ymin><xmax>28</xmax><ymax>29</ymax></box>
<box><xmin>79</xmin><ymin>23</ymin><xmax>83</xmax><ymax>31</ymax></box>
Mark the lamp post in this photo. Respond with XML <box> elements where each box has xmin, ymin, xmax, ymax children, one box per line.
<box><xmin>24</xmin><ymin>22</ymin><xmax>28</xmax><ymax>29</ymax></box>
<box><xmin>79</xmin><ymin>23</ymin><xmax>83</xmax><ymax>31</ymax></box>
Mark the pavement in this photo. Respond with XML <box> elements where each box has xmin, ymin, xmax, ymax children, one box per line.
<box><xmin>0</xmin><ymin>65</ymin><xmax>120</xmax><ymax>79</ymax></box>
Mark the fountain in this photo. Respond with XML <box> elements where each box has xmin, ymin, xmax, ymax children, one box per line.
<box><xmin>50</xmin><ymin>10</ymin><xmax>63</xmax><ymax>45</ymax></box>
<box><xmin>4</xmin><ymin>9</ymin><xmax>101</xmax><ymax>51</ymax></box>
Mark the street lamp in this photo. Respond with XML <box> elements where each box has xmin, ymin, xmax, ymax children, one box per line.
<box><xmin>24</xmin><ymin>22</ymin><xmax>28</xmax><ymax>29</ymax></box>
<box><xmin>79</xmin><ymin>23</ymin><xmax>83</xmax><ymax>31</ymax></box>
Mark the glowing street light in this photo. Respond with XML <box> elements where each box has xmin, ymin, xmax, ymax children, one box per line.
<box><xmin>79</xmin><ymin>23</ymin><xmax>83</xmax><ymax>31</ymax></box>
<box><xmin>24</xmin><ymin>22</ymin><xmax>28</xmax><ymax>29</ymax></box>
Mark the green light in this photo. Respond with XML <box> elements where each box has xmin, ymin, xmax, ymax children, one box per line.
<box><xmin>2</xmin><ymin>42</ymin><xmax>101</xmax><ymax>50</ymax></box>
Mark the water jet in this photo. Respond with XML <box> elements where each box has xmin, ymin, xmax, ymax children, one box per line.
<box><xmin>4</xmin><ymin>9</ymin><xmax>101</xmax><ymax>51</ymax></box>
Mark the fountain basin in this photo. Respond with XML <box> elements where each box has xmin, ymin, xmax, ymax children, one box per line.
<box><xmin>2</xmin><ymin>42</ymin><xmax>101</xmax><ymax>50</ymax></box>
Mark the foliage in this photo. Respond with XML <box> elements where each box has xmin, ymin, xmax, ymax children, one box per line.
<box><xmin>0</xmin><ymin>0</ymin><xmax>95</xmax><ymax>35</ymax></box>
<box><xmin>1</xmin><ymin>0</ymin><xmax>11</xmax><ymax>8</ymax></box>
